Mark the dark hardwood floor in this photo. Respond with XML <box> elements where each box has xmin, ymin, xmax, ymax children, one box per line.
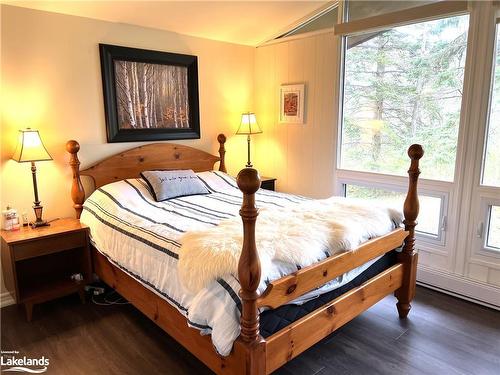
<box><xmin>1</xmin><ymin>286</ymin><xmax>499</xmax><ymax>374</ymax></box>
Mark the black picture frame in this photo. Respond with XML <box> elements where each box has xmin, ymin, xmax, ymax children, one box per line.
<box><xmin>99</xmin><ymin>44</ymin><xmax>201</xmax><ymax>143</ymax></box>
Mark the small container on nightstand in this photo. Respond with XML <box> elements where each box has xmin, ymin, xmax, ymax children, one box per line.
<box><xmin>0</xmin><ymin>218</ymin><xmax>91</xmax><ymax>321</ymax></box>
<box><xmin>260</xmin><ymin>177</ymin><xmax>277</xmax><ymax>191</ymax></box>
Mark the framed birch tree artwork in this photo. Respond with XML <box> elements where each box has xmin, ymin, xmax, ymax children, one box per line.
<box><xmin>99</xmin><ymin>44</ymin><xmax>200</xmax><ymax>142</ymax></box>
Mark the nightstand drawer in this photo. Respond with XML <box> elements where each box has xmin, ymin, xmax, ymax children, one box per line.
<box><xmin>13</xmin><ymin>231</ymin><xmax>87</xmax><ymax>261</ymax></box>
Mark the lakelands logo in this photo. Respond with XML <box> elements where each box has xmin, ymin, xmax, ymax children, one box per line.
<box><xmin>1</xmin><ymin>351</ymin><xmax>49</xmax><ymax>373</ymax></box>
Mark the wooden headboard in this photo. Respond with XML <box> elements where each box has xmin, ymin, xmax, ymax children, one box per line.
<box><xmin>66</xmin><ymin>134</ymin><xmax>227</xmax><ymax>218</ymax></box>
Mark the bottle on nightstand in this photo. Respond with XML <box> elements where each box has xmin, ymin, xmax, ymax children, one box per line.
<box><xmin>2</xmin><ymin>206</ymin><xmax>20</xmax><ymax>231</ymax></box>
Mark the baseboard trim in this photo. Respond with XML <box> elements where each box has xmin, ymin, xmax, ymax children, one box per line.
<box><xmin>1</xmin><ymin>292</ymin><xmax>15</xmax><ymax>308</ymax></box>
<box><xmin>417</xmin><ymin>265</ymin><xmax>500</xmax><ymax>310</ymax></box>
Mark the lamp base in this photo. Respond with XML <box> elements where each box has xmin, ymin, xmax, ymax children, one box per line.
<box><xmin>31</xmin><ymin>220</ymin><xmax>50</xmax><ymax>228</ymax></box>
<box><xmin>31</xmin><ymin>204</ymin><xmax>49</xmax><ymax>228</ymax></box>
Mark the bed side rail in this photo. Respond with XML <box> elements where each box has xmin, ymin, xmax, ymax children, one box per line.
<box><xmin>265</xmin><ymin>262</ymin><xmax>405</xmax><ymax>373</ymax></box>
<box><xmin>257</xmin><ymin>228</ymin><xmax>407</xmax><ymax>309</ymax></box>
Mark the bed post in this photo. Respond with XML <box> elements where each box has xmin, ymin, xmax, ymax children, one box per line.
<box><xmin>396</xmin><ymin>144</ymin><xmax>424</xmax><ymax>318</ymax></box>
<box><xmin>236</xmin><ymin>168</ymin><xmax>265</xmax><ymax>375</ymax></box>
<box><xmin>66</xmin><ymin>140</ymin><xmax>85</xmax><ymax>219</ymax></box>
<box><xmin>217</xmin><ymin>133</ymin><xmax>227</xmax><ymax>173</ymax></box>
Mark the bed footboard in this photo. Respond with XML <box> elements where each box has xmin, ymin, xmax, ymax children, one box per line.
<box><xmin>235</xmin><ymin>144</ymin><xmax>423</xmax><ymax>374</ymax></box>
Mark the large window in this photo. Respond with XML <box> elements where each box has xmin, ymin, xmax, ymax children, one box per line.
<box><xmin>340</xmin><ymin>15</ymin><xmax>469</xmax><ymax>181</ymax></box>
<box><xmin>335</xmin><ymin>1</ymin><xmax>500</xmax><ymax>307</ymax></box>
<box><xmin>481</xmin><ymin>26</ymin><xmax>500</xmax><ymax>187</ymax></box>
<box><xmin>477</xmin><ymin>23</ymin><xmax>500</xmax><ymax>255</ymax></box>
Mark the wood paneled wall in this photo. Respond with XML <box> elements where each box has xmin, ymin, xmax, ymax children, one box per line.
<box><xmin>253</xmin><ymin>31</ymin><xmax>339</xmax><ymax>198</ymax></box>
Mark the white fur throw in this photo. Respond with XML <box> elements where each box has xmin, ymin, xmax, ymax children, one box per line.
<box><xmin>178</xmin><ymin>197</ymin><xmax>402</xmax><ymax>293</ymax></box>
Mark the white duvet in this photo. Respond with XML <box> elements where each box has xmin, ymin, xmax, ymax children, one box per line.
<box><xmin>80</xmin><ymin>171</ymin><xmax>402</xmax><ymax>356</ymax></box>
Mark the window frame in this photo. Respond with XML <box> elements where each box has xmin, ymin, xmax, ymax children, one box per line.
<box><xmin>469</xmin><ymin>13</ymin><xmax>500</xmax><ymax>261</ymax></box>
<box><xmin>466</xmin><ymin>5</ymin><xmax>500</xmax><ymax>266</ymax></box>
<box><xmin>330</xmin><ymin>0</ymin><xmax>500</xmax><ymax>306</ymax></box>
<box><xmin>338</xmin><ymin>177</ymin><xmax>449</xmax><ymax>245</ymax></box>
<box><xmin>335</xmin><ymin>1</ymin><xmax>469</xmax><ymax>36</ymax></box>
<box><xmin>476</xmin><ymin>197</ymin><xmax>500</xmax><ymax>258</ymax></box>
<box><xmin>336</xmin><ymin>13</ymin><xmax>470</xmax><ymax>184</ymax></box>
<box><xmin>333</xmin><ymin>1</ymin><xmax>473</xmax><ymax>259</ymax></box>
<box><xmin>479</xmin><ymin>21</ymin><xmax>500</xmax><ymax>188</ymax></box>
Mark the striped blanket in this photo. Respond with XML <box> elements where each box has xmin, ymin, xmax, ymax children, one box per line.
<box><xmin>80</xmin><ymin>171</ymin><xmax>400</xmax><ymax>356</ymax></box>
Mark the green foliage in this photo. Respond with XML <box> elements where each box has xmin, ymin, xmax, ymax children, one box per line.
<box><xmin>341</xmin><ymin>15</ymin><xmax>470</xmax><ymax>181</ymax></box>
<box><xmin>482</xmin><ymin>27</ymin><xmax>500</xmax><ymax>187</ymax></box>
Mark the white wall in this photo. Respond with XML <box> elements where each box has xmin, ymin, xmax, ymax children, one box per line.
<box><xmin>253</xmin><ymin>31</ymin><xmax>339</xmax><ymax>198</ymax></box>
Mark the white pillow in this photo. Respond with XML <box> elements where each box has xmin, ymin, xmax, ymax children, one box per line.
<box><xmin>140</xmin><ymin>170</ymin><xmax>210</xmax><ymax>201</ymax></box>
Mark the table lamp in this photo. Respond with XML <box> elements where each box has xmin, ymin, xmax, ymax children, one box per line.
<box><xmin>12</xmin><ymin>128</ymin><xmax>52</xmax><ymax>227</ymax></box>
<box><xmin>236</xmin><ymin>112</ymin><xmax>262</xmax><ymax>168</ymax></box>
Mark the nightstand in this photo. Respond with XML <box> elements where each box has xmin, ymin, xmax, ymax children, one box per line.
<box><xmin>1</xmin><ymin>218</ymin><xmax>91</xmax><ymax>321</ymax></box>
<box><xmin>260</xmin><ymin>177</ymin><xmax>277</xmax><ymax>191</ymax></box>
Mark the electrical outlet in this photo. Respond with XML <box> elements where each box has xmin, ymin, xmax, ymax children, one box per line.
<box><xmin>84</xmin><ymin>285</ymin><xmax>105</xmax><ymax>295</ymax></box>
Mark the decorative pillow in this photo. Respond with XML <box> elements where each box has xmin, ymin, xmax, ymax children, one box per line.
<box><xmin>140</xmin><ymin>170</ymin><xmax>210</xmax><ymax>201</ymax></box>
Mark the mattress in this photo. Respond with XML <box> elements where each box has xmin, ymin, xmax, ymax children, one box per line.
<box><xmin>80</xmin><ymin>171</ymin><xmax>401</xmax><ymax>356</ymax></box>
<box><xmin>260</xmin><ymin>251</ymin><xmax>397</xmax><ymax>337</ymax></box>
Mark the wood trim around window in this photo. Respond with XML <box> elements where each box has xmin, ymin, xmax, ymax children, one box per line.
<box><xmin>334</xmin><ymin>1</ymin><xmax>468</xmax><ymax>36</ymax></box>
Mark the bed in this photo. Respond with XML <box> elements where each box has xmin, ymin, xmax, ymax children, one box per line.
<box><xmin>66</xmin><ymin>134</ymin><xmax>423</xmax><ymax>374</ymax></box>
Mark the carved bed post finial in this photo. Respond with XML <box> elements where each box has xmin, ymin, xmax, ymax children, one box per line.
<box><xmin>217</xmin><ymin>133</ymin><xmax>227</xmax><ymax>173</ymax></box>
<box><xmin>396</xmin><ymin>144</ymin><xmax>424</xmax><ymax>318</ymax></box>
<box><xmin>404</xmin><ymin>144</ymin><xmax>424</xmax><ymax>250</ymax></box>
<box><xmin>66</xmin><ymin>140</ymin><xmax>85</xmax><ymax>219</ymax></box>
<box><xmin>237</xmin><ymin>168</ymin><xmax>262</xmax><ymax>343</ymax></box>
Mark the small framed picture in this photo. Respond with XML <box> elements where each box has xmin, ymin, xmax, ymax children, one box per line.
<box><xmin>279</xmin><ymin>84</ymin><xmax>305</xmax><ymax>124</ymax></box>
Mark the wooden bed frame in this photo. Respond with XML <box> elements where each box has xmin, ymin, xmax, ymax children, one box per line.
<box><xmin>66</xmin><ymin>134</ymin><xmax>423</xmax><ymax>374</ymax></box>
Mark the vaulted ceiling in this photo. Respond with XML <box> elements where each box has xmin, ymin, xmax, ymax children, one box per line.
<box><xmin>4</xmin><ymin>1</ymin><xmax>330</xmax><ymax>46</ymax></box>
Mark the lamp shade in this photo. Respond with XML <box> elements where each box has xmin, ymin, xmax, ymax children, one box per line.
<box><xmin>236</xmin><ymin>112</ymin><xmax>262</xmax><ymax>135</ymax></box>
<box><xmin>12</xmin><ymin>128</ymin><xmax>52</xmax><ymax>163</ymax></box>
